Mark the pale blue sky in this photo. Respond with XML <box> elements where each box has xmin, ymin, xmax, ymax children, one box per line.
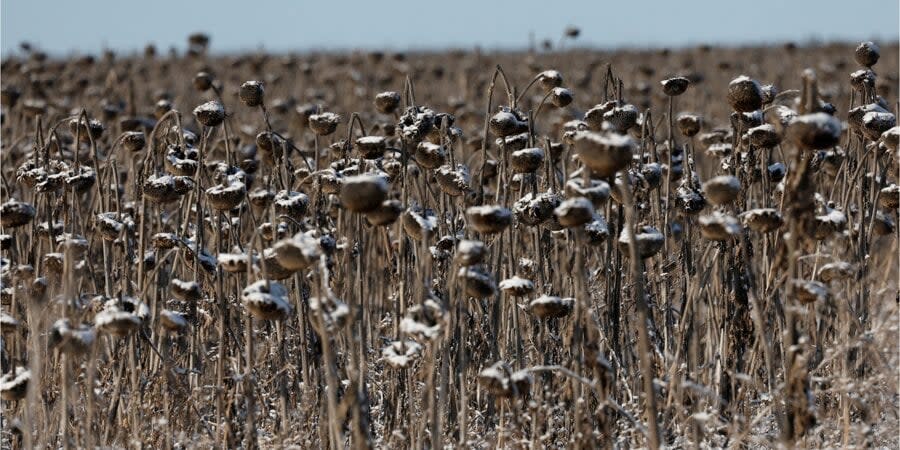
<box><xmin>2</xmin><ymin>0</ymin><xmax>898</xmax><ymax>56</ymax></box>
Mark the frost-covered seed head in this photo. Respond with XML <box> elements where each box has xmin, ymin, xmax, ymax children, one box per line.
<box><xmin>239</xmin><ymin>80</ymin><xmax>265</xmax><ymax>107</ymax></box>
<box><xmin>727</xmin><ymin>76</ymin><xmax>764</xmax><ymax>112</ymax></box>
<box><xmin>661</xmin><ymin>77</ymin><xmax>690</xmax><ymax>96</ymax></box>
<box><xmin>854</xmin><ymin>41</ymin><xmax>880</xmax><ymax>67</ymax></box>
<box><xmin>193</xmin><ymin>100</ymin><xmax>225</xmax><ymax>127</ymax></box>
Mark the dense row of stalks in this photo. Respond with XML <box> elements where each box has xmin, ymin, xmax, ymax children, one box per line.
<box><xmin>0</xmin><ymin>36</ymin><xmax>898</xmax><ymax>448</ymax></box>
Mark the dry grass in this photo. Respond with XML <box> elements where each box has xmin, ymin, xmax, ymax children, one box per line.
<box><xmin>0</xmin><ymin>38</ymin><xmax>898</xmax><ymax>449</ymax></box>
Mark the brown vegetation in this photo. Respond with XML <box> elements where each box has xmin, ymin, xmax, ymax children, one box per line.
<box><xmin>0</xmin><ymin>37</ymin><xmax>898</xmax><ymax>448</ymax></box>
